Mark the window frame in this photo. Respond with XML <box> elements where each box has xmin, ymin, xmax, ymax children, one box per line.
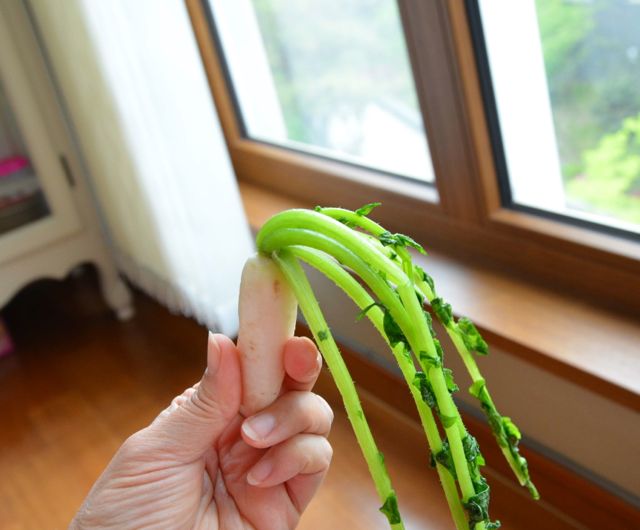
<box><xmin>465</xmin><ymin>0</ymin><xmax>640</xmax><ymax>243</ymax></box>
<box><xmin>187</xmin><ymin>0</ymin><xmax>640</xmax><ymax>315</ymax></box>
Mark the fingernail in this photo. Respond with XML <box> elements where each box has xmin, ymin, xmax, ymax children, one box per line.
<box><xmin>207</xmin><ymin>332</ymin><xmax>221</xmax><ymax>375</ymax></box>
<box><xmin>242</xmin><ymin>413</ymin><xmax>276</xmax><ymax>441</ymax></box>
<box><xmin>247</xmin><ymin>459</ymin><xmax>273</xmax><ymax>485</ymax></box>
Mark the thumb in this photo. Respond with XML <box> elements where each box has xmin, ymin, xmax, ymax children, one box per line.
<box><xmin>145</xmin><ymin>333</ymin><xmax>242</xmax><ymax>461</ymax></box>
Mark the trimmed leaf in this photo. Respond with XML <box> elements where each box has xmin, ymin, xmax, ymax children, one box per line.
<box><xmin>379</xmin><ymin>493</ymin><xmax>401</xmax><ymax>524</ymax></box>
<box><xmin>463</xmin><ymin>478</ymin><xmax>491</xmax><ymax>525</ymax></box>
<box><xmin>458</xmin><ymin>317</ymin><xmax>489</xmax><ymax>355</ymax></box>
<box><xmin>415</xmin><ymin>265</ymin><xmax>435</xmax><ymax>293</ymax></box>
<box><xmin>431</xmin><ymin>297</ymin><xmax>453</xmax><ymax>326</ymax></box>
<box><xmin>356</xmin><ymin>302</ymin><xmax>383</xmax><ymax>322</ymax></box>
<box><xmin>432</xmin><ymin>441</ymin><xmax>457</xmax><ymax>479</ymax></box>
<box><xmin>383</xmin><ymin>309</ymin><xmax>409</xmax><ymax>349</ymax></box>
<box><xmin>462</xmin><ymin>434</ymin><xmax>482</xmax><ymax>464</ymax></box>
<box><xmin>443</xmin><ymin>367</ymin><xmax>459</xmax><ymax>393</ymax></box>
<box><xmin>412</xmin><ymin>371</ymin><xmax>437</xmax><ymax>409</ymax></box>
<box><xmin>378</xmin><ymin>231</ymin><xmax>426</xmax><ymax>254</ymax></box>
<box><xmin>502</xmin><ymin>417</ymin><xmax>522</xmax><ymax>445</ymax></box>
<box><xmin>355</xmin><ymin>202</ymin><xmax>381</xmax><ymax>216</ymax></box>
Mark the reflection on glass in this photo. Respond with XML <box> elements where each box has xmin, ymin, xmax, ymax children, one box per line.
<box><xmin>0</xmin><ymin>80</ymin><xmax>49</xmax><ymax>235</ymax></box>
<box><xmin>479</xmin><ymin>0</ymin><xmax>640</xmax><ymax>235</ymax></box>
<box><xmin>209</xmin><ymin>0</ymin><xmax>435</xmax><ymax>183</ymax></box>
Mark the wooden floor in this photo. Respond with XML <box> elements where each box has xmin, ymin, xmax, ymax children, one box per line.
<box><xmin>0</xmin><ymin>267</ymin><xmax>572</xmax><ymax>530</ymax></box>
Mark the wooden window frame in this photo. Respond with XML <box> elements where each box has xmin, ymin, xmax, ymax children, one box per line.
<box><xmin>187</xmin><ymin>0</ymin><xmax>640</xmax><ymax>315</ymax></box>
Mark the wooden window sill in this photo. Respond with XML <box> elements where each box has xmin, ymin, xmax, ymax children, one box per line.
<box><xmin>239</xmin><ymin>181</ymin><xmax>640</xmax><ymax>412</ymax></box>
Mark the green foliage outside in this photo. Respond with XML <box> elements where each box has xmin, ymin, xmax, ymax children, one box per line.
<box><xmin>249</xmin><ymin>0</ymin><xmax>640</xmax><ymax>229</ymax></box>
<box><xmin>251</xmin><ymin>0</ymin><xmax>419</xmax><ymax>148</ymax></box>
<box><xmin>567</xmin><ymin>112</ymin><xmax>640</xmax><ymax>224</ymax></box>
<box><xmin>536</xmin><ymin>0</ymin><xmax>640</xmax><ymax>228</ymax></box>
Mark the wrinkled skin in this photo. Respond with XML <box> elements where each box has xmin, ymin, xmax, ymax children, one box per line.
<box><xmin>70</xmin><ymin>334</ymin><xmax>333</xmax><ymax>530</ymax></box>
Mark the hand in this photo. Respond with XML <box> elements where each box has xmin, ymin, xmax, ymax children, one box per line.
<box><xmin>70</xmin><ymin>334</ymin><xmax>333</xmax><ymax>530</ymax></box>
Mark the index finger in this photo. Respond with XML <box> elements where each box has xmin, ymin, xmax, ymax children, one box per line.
<box><xmin>282</xmin><ymin>336</ymin><xmax>323</xmax><ymax>392</ymax></box>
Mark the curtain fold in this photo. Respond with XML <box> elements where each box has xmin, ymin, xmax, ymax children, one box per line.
<box><xmin>28</xmin><ymin>0</ymin><xmax>254</xmax><ymax>335</ymax></box>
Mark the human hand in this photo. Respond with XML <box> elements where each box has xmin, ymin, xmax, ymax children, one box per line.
<box><xmin>70</xmin><ymin>333</ymin><xmax>333</xmax><ymax>530</ymax></box>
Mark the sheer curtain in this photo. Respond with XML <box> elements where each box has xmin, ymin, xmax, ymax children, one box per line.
<box><xmin>28</xmin><ymin>0</ymin><xmax>254</xmax><ymax>335</ymax></box>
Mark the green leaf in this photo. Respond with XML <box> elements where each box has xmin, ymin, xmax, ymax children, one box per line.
<box><xmin>502</xmin><ymin>417</ymin><xmax>521</xmax><ymax>445</ymax></box>
<box><xmin>378</xmin><ymin>231</ymin><xmax>426</xmax><ymax>254</ymax></box>
<box><xmin>383</xmin><ymin>309</ymin><xmax>409</xmax><ymax>349</ymax></box>
<box><xmin>423</xmin><ymin>310</ymin><xmax>435</xmax><ymax>336</ymax></box>
<box><xmin>379</xmin><ymin>493</ymin><xmax>402</xmax><ymax>524</ymax></box>
<box><xmin>421</xmin><ymin>351</ymin><xmax>441</xmax><ymax>369</ymax></box>
<box><xmin>464</xmin><ymin>476</ymin><xmax>501</xmax><ymax>529</ymax></box>
<box><xmin>431</xmin><ymin>297</ymin><xmax>453</xmax><ymax>326</ymax></box>
<box><xmin>462</xmin><ymin>434</ymin><xmax>482</xmax><ymax>464</ymax></box>
<box><xmin>432</xmin><ymin>441</ymin><xmax>457</xmax><ymax>479</ymax></box>
<box><xmin>317</xmin><ymin>329</ymin><xmax>329</xmax><ymax>341</ymax></box>
<box><xmin>475</xmin><ymin>385</ymin><xmax>539</xmax><ymax>499</ymax></box>
<box><xmin>443</xmin><ymin>367</ymin><xmax>459</xmax><ymax>393</ymax></box>
<box><xmin>480</xmin><ymin>399</ymin><xmax>505</xmax><ymax>445</ymax></box>
<box><xmin>463</xmin><ymin>478</ymin><xmax>491</xmax><ymax>525</ymax></box>
<box><xmin>412</xmin><ymin>371</ymin><xmax>437</xmax><ymax>409</ymax></box>
<box><xmin>355</xmin><ymin>202</ymin><xmax>381</xmax><ymax>216</ymax></box>
<box><xmin>434</xmin><ymin>340</ymin><xmax>445</xmax><ymax>363</ymax></box>
<box><xmin>356</xmin><ymin>302</ymin><xmax>383</xmax><ymax>322</ymax></box>
<box><xmin>415</xmin><ymin>265</ymin><xmax>435</xmax><ymax>293</ymax></box>
<box><xmin>458</xmin><ymin>317</ymin><xmax>489</xmax><ymax>355</ymax></box>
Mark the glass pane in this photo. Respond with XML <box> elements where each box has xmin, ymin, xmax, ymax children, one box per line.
<box><xmin>477</xmin><ymin>0</ymin><xmax>640</xmax><ymax>236</ymax></box>
<box><xmin>208</xmin><ymin>0</ymin><xmax>435</xmax><ymax>183</ymax></box>
<box><xmin>0</xmin><ymin>79</ymin><xmax>49</xmax><ymax>236</ymax></box>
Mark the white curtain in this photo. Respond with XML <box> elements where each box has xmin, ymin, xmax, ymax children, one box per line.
<box><xmin>28</xmin><ymin>0</ymin><xmax>254</xmax><ymax>335</ymax></box>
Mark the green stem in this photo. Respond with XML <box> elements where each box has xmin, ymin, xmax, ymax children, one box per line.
<box><xmin>317</xmin><ymin>205</ymin><xmax>536</xmax><ymax>500</ymax></box>
<box><xmin>396</xmin><ymin>282</ymin><xmax>477</xmax><ymax>502</ymax></box>
<box><xmin>260</xmin><ymin>228</ymin><xmax>419</xmax><ymax>347</ymax></box>
<box><xmin>414</xmin><ymin>276</ymin><xmax>538</xmax><ymax>499</ymax></box>
<box><xmin>288</xmin><ymin>245</ymin><xmax>469</xmax><ymax>530</ymax></box>
<box><xmin>273</xmin><ymin>250</ymin><xmax>405</xmax><ymax>529</ymax></box>
<box><xmin>258</xmin><ymin>210</ymin><xmax>407</xmax><ymax>289</ymax></box>
<box><xmin>259</xmin><ymin>214</ymin><xmax>501</xmax><ymax>527</ymax></box>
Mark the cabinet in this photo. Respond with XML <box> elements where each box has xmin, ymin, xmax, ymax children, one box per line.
<box><xmin>0</xmin><ymin>3</ymin><xmax>132</xmax><ymax>318</ymax></box>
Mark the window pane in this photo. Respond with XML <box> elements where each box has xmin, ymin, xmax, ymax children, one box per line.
<box><xmin>208</xmin><ymin>0</ymin><xmax>435</xmax><ymax>183</ymax></box>
<box><xmin>477</xmin><ymin>0</ymin><xmax>640</xmax><ymax>236</ymax></box>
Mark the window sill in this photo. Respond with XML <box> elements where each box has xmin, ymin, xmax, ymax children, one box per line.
<box><xmin>239</xmin><ymin>181</ymin><xmax>640</xmax><ymax>412</ymax></box>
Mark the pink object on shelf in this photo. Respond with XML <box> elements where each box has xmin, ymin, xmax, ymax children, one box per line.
<box><xmin>0</xmin><ymin>318</ymin><xmax>14</xmax><ymax>357</ymax></box>
<box><xmin>0</xmin><ymin>156</ymin><xmax>30</xmax><ymax>178</ymax></box>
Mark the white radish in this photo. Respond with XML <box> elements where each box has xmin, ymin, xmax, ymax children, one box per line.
<box><xmin>237</xmin><ymin>253</ymin><xmax>298</xmax><ymax>416</ymax></box>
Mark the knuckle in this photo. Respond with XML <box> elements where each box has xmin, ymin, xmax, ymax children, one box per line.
<box><xmin>318</xmin><ymin>437</ymin><xmax>333</xmax><ymax>466</ymax></box>
<box><xmin>314</xmin><ymin>393</ymin><xmax>334</xmax><ymax>424</ymax></box>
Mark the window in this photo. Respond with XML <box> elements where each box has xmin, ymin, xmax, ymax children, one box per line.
<box><xmin>472</xmin><ymin>0</ymin><xmax>640</xmax><ymax>237</ymax></box>
<box><xmin>187</xmin><ymin>0</ymin><xmax>640</xmax><ymax>312</ymax></box>
<box><xmin>209</xmin><ymin>0</ymin><xmax>435</xmax><ymax>183</ymax></box>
